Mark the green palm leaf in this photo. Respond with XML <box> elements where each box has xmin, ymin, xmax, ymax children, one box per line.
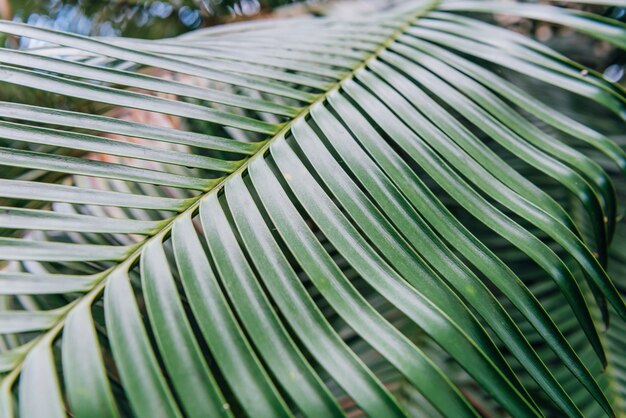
<box><xmin>1</xmin><ymin>0</ymin><xmax>625</xmax><ymax>416</ymax></box>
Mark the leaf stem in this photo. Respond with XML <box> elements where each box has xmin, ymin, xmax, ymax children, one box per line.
<box><xmin>0</xmin><ymin>0</ymin><xmax>440</xmax><ymax>397</ymax></box>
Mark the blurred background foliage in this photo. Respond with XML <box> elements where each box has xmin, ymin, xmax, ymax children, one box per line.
<box><xmin>0</xmin><ymin>0</ymin><xmax>322</xmax><ymax>43</ymax></box>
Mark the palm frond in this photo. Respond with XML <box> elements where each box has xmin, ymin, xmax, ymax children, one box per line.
<box><xmin>1</xmin><ymin>0</ymin><xmax>626</xmax><ymax>417</ymax></box>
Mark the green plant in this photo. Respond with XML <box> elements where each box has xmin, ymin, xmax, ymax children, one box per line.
<box><xmin>1</xmin><ymin>0</ymin><xmax>626</xmax><ymax>416</ymax></box>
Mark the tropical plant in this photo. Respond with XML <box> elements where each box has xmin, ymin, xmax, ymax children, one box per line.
<box><xmin>1</xmin><ymin>0</ymin><xmax>626</xmax><ymax>416</ymax></box>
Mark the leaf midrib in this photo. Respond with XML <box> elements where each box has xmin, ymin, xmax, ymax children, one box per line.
<box><xmin>2</xmin><ymin>0</ymin><xmax>440</xmax><ymax>387</ymax></box>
